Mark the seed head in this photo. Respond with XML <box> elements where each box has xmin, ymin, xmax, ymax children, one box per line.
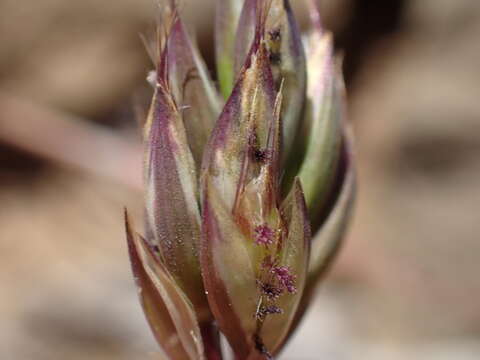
<box><xmin>124</xmin><ymin>0</ymin><xmax>355</xmax><ymax>359</ymax></box>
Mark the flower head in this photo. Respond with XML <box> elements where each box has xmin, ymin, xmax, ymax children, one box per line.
<box><xmin>124</xmin><ymin>0</ymin><xmax>355</xmax><ymax>358</ymax></box>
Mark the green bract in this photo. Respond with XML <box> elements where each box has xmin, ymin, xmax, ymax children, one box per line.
<box><xmin>125</xmin><ymin>1</ymin><xmax>355</xmax><ymax>359</ymax></box>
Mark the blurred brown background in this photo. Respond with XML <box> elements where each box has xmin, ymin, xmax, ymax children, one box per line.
<box><xmin>1</xmin><ymin>0</ymin><xmax>480</xmax><ymax>359</ymax></box>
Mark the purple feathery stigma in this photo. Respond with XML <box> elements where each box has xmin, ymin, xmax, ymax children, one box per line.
<box><xmin>254</xmin><ymin>224</ymin><xmax>275</xmax><ymax>246</ymax></box>
<box><xmin>272</xmin><ymin>266</ymin><xmax>297</xmax><ymax>293</ymax></box>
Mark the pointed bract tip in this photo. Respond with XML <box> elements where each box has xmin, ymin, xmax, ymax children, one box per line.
<box><xmin>307</xmin><ymin>0</ymin><xmax>323</xmax><ymax>32</ymax></box>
